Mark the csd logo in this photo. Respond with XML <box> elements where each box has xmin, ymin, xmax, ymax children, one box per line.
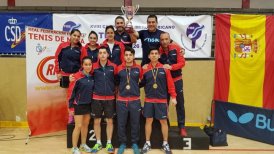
<box><xmin>227</xmin><ymin>110</ymin><xmax>254</xmax><ymax>124</ymax></box>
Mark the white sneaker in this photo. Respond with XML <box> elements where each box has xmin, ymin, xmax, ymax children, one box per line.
<box><xmin>72</xmin><ymin>147</ymin><xmax>81</xmax><ymax>154</ymax></box>
<box><xmin>80</xmin><ymin>144</ymin><xmax>91</xmax><ymax>152</ymax></box>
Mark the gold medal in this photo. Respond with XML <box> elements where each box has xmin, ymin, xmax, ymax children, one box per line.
<box><xmin>126</xmin><ymin>67</ymin><xmax>131</xmax><ymax>90</ymax></box>
<box><xmin>152</xmin><ymin>67</ymin><xmax>159</xmax><ymax>89</ymax></box>
<box><xmin>153</xmin><ymin>83</ymin><xmax>158</xmax><ymax>89</ymax></box>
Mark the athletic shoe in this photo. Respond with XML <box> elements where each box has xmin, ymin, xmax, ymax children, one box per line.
<box><xmin>162</xmin><ymin>143</ymin><xmax>172</xmax><ymax>154</ymax></box>
<box><xmin>141</xmin><ymin>143</ymin><xmax>151</xmax><ymax>154</ymax></box>
<box><xmin>117</xmin><ymin>143</ymin><xmax>126</xmax><ymax>154</ymax></box>
<box><xmin>72</xmin><ymin>147</ymin><xmax>81</xmax><ymax>154</ymax></box>
<box><xmin>132</xmin><ymin>143</ymin><xmax>140</xmax><ymax>154</ymax></box>
<box><xmin>91</xmin><ymin>143</ymin><xmax>102</xmax><ymax>153</ymax></box>
<box><xmin>180</xmin><ymin>128</ymin><xmax>187</xmax><ymax>137</ymax></box>
<box><xmin>105</xmin><ymin>143</ymin><xmax>114</xmax><ymax>153</ymax></box>
<box><xmin>80</xmin><ymin>144</ymin><xmax>92</xmax><ymax>152</ymax></box>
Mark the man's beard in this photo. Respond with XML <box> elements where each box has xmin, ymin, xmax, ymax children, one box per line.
<box><xmin>117</xmin><ymin>27</ymin><xmax>125</xmax><ymax>32</ymax></box>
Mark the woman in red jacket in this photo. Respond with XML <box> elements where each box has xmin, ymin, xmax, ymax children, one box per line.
<box><xmin>101</xmin><ymin>25</ymin><xmax>125</xmax><ymax>66</ymax></box>
<box><xmin>68</xmin><ymin>57</ymin><xmax>94</xmax><ymax>154</ymax></box>
<box><xmin>83</xmin><ymin>31</ymin><xmax>100</xmax><ymax>63</ymax></box>
<box><xmin>54</xmin><ymin>29</ymin><xmax>86</xmax><ymax>88</ymax></box>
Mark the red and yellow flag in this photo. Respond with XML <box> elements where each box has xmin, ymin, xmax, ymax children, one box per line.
<box><xmin>214</xmin><ymin>14</ymin><xmax>274</xmax><ymax>109</ymax></box>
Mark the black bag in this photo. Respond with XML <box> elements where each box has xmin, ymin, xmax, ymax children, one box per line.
<box><xmin>203</xmin><ymin>125</ymin><xmax>228</xmax><ymax>146</ymax></box>
<box><xmin>203</xmin><ymin>100</ymin><xmax>228</xmax><ymax>146</ymax></box>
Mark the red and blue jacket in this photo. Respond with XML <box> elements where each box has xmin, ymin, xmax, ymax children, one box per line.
<box><xmin>115</xmin><ymin>30</ymin><xmax>132</xmax><ymax>48</ymax></box>
<box><xmin>92</xmin><ymin>60</ymin><xmax>118</xmax><ymax>100</ymax></box>
<box><xmin>67</xmin><ymin>70</ymin><xmax>94</xmax><ymax>112</ymax></box>
<box><xmin>141</xmin><ymin>62</ymin><xmax>176</xmax><ymax>103</ymax></box>
<box><xmin>83</xmin><ymin>43</ymin><xmax>99</xmax><ymax>63</ymax></box>
<box><xmin>159</xmin><ymin>44</ymin><xmax>185</xmax><ymax>82</ymax></box>
<box><xmin>100</xmin><ymin>39</ymin><xmax>125</xmax><ymax>66</ymax></box>
<box><xmin>117</xmin><ymin>62</ymin><xmax>143</xmax><ymax>102</ymax></box>
<box><xmin>54</xmin><ymin>42</ymin><xmax>87</xmax><ymax>76</ymax></box>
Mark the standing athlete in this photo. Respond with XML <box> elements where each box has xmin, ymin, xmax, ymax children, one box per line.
<box><xmin>91</xmin><ymin>46</ymin><xmax>117</xmax><ymax>154</ymax></box>
<box><xmin>140</xmin><ymin>48</ymin><xmax>177</xmax><ymax>154</ymax></box>
<box><xmin>116</xmin><ymin>46</ymin><xmax>142</xmax><ymax>154</ymax></box>
<box><xmin>159</xmin><ymin>32</ymin><xmax>187</xmax><ymax>137</ymax></box>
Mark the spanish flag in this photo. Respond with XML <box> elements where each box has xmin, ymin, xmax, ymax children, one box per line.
<box><xmin>214</xmin><ymin>14</ymin><xmax>274</xmax><ymax>109</ymax></box>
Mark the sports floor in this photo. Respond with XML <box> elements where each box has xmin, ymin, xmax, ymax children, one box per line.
<box><xmin>0</xmin><ymin>128</ymin><xmax>274</xmax><ymax>154</ymax></box>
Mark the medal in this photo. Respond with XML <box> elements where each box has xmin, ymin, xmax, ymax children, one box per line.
<box><xmin>152</xmin><ymin>67</ymin><xmax>159</xmax><ymax>89</ymax></box>
<box><xmin>153</xmin><ymin>83</ymin><xmax>158</xmax><ymax>89</ymax></box>
<box><xmin>126</xmin><ymin>67</ymin><xmax>131</xmax><ymax>90</ymax></box>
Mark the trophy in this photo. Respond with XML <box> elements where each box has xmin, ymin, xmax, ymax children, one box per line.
<box><xmin>121</xmin><ymin>5</ymin><xmax>139</xmax><ymax>33</ymax></box>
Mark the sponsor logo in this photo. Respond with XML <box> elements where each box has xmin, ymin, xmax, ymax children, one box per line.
<box><xmin>227</xmin><ymin>110</ymin><xmax>274</xmax><ymax>131</ymax></box>
<box><xmin>181</xmin><ymin>23</ymin><xmax>207</xmax><ymax>52</ymax></box>
<box><xmin>36</xmin><ymin>43</ymin><xmax>47</xmax><ymax>55</ymax></box>
<box><xmin>63</xmin><ymin>21</ymin><xmax>81</xmax><ymax>32</ymax></box>
<box><xmin>233</xmin><ymin>34</ymin><xmax>258</xmax><ymax>59</ymax></box>
<box><xmin>73</xmin><ymin>49</ymin><xmax>80</xmax><ymax>53</ymax></box>
<box><xmin>227</xmin><ymin>110</ymin><xmax>254</xmax><ymax>124</ymax></box>
<box><xmin>144</xmin><ymin>37</ymin><xmax>160</xmax><ymax>43</ymax></box>
<box><xmin>36</xmin><ymin>56</ymin><xmax>58</xmax><ymax>83</ymax></box>
<box><xmin>5</xmin><ymin>17</ymin><xmax>25</xmax><ymax>48</ymax></box>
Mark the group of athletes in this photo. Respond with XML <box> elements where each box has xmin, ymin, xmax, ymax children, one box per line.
<box><xmin>54</xmin><ymin>14</ymin><xmax>186</xmax><ymax>154</ymax></box>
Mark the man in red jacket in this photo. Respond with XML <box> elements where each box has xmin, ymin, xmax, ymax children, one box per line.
<box><xmin>140</xmin><ymin>48</ymin><xmax>177</xmax><ymax>154</ymax></box>
<box><xmin>159</xmin><ymin>32</ymin><xmax>187</xmax><ymax>137</ymax></box>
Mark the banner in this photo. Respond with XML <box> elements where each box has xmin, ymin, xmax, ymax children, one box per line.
<box><xmin>214</xmin><ymin>14</ymin><xmax>274</xmax><ymax>109</ymax></box>
<box><xmin>214</xmin><ymin>14</ymin><xmax>274</xmax><ymax>144</ymax></box>
<box><xmin>0</xmin><ymin>13</ymin><xmax>53</xmax><ymax>55</ymax></box>
<box><xmin>214</xmin><ymin>101</ymin><xmax>274</xmax><ymax>145</ymax></box>
<box><xmin>53</xmin><ymin>14</ymin><xmax>212</xmax><ymax>58</ymax></box>
<box><xmin>26</xmin><ymin>26</ymin><xmax>69</xmax><ymax>136</ymax></box>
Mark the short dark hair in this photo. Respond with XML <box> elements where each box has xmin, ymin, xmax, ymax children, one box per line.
<box><xmin>147</xmin><ymin>15</ymin><xmax>158</xmax><ymax>23</ymax></box>
<box><xmin>125</xmin><ymin>46</ymin><xmax>135</xmax><ymax>55</ymax></box>
<box><xmin>105</xmin><ymin>25</ymin><xmax>115</xmax><ymax>33</ymax></box>
<box><xmin>115</xmin><ymin>16</ymin><xmax>125</xmax><ymax>22</ymax></box>
<box><xmin>148</xmin><ymin>47</ymin><xmax>159</xmax><ymax>54</ymax></box>
<box><xmin>99</xmin><ymin>46</ymin><xmax>108</xmax><ymax>52</ymax></box>
<box><xmin>88</xmin><ymin>31</ymin><xmax>98</xmax><ymax>39</ymax></box>
<box><xmin>82</xmin><ymin>56</ymin><xmax>92</xmax><ymax>64</ymax></box>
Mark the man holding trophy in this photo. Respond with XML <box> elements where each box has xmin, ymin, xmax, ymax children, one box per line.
<box><xmin>114</xmin><ymin>15</ymin><xmax>136</xmax><ymax>48</ymax></box>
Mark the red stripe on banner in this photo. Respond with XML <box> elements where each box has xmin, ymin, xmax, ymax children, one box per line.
<box><xmin>27</xmin><ymin>103</ymin><xmax>68</xmax><ymax>136</ymax></box>
<box><xmin>213</xmin><ymin>14</ymin><xmax>231</xmax><ymax>102</ymax></box>
<box><xmin>263</xmin><ymin>16</ymin><xmax>274</xmax><ymax>109</ymax></box>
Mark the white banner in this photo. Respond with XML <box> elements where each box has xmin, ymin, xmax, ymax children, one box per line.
<box><xmin>53</xmin><ymin>14</ymin><xmax>212</xmax><ymax>58</ymax></box>
<box><xmin>26</xmin><ymin>26</ymin><xmax>68</xmax><ymax>136</ymax></box>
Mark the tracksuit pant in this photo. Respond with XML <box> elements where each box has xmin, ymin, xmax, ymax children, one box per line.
<box><xmin>116</xmin><ymin>100</ymin><xmax>141</xmax><ymax>144</ymax></box>
<box><xmin>175</xmin><ymin>80</ymin><xmax>185</xmax><ymax>128</ymax></box>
